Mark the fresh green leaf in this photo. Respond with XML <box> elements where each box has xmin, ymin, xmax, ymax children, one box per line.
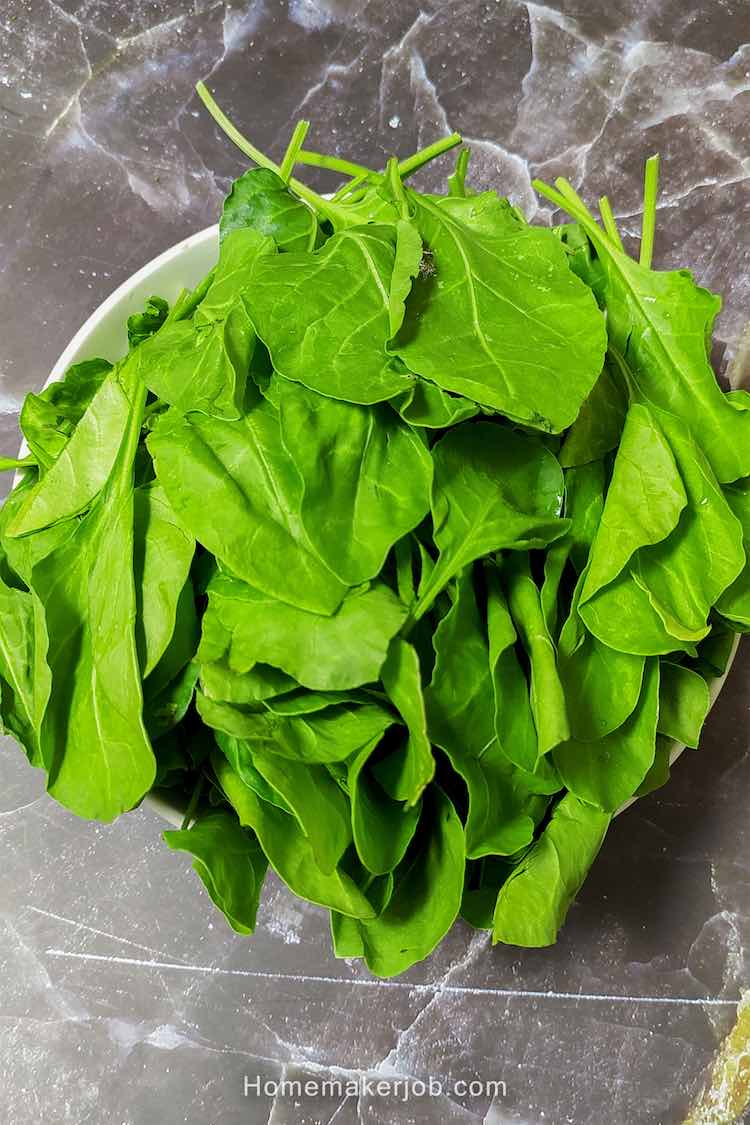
<box><xmin>492</xmin><ymin>793</ymin><xmax>610</xmax><ymax>947</ymax></box>
<box><xmin>133</xmin><ymin>481</ymin><xmax>195</xmax><ymax>678</ymax></box>
<box><xmin>242</xmin><ymin>225</ymin><xmax>414</xmax><ymax>404</ymax></box>
<box><xmin>413</xmin><ymin>422</ymin><xmax>568</xmax><ymax>618</ymax></box>
<box><xmin>220</xmin><ymin>167</ymin><xmax>319</xmax><ymax>253</ymax></box>
<box><xmin>147</xmin><ymin>400</ymin><xmax>347</xmax><ymax>615</ymax></box>
<box><xmin>30</xmin><ymin>358</ymin><xmax>156</xmax><ymax>820</ymax></box>
<box><xmin>197</xmin><ymin>691</ymin><xmax>394</xmax><ymax>764</ymax></box>
<box><xmin>376</xmin><ymin>639</ymin><xmax>434</xmax><ymax>805</ymax></box>
<box><xmin>553</xmin><ymin>658</ymin><xmax>659</xmax><ymax>812</ymax></box>
<box><xmin>213</xmin><ymin>749</ymin><xmax>377</xmax><ymax>919</ymax></box>
<box><xmin>127</xmin><ymin>296</ymin><xmax>169</xmax><ymax>349</ymax></box>
<box><xmin>394</xmin><ymin>191</ymin><xmax>607</xmax><ymax>431</ymax></box>
<box><xmin>199</xmin><ymin>572</ymin><xmax>407</xmax><ymax>690</ymax></box>
<box><xmin>277</xmin><ymin>380</ymin><xmax>432</xmax><ymax>585</ymax></box>
<box><xmin>332</xmin><ymin>785</ymin><xmax>464</xmax><ymax>977</ymax></box>
<box><xmin>164</xmin><ymin>809</ymin><xmax>267</xmax><ymax>934</ymax></box>
<box><xmin>657</xmin><ymin>660</ymin><xmax>710</xmax><ymax>748</ymax></box>
<box><xmin>8</xmin><ymin>365</ymin><xmax>134</xmax><ymax>537</ymax></box>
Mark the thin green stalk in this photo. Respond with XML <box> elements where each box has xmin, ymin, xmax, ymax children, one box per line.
<box><xmin>298</xmin><ymin>131</ymin><xmax>464</xmax><ymax>184</ymax></box>
<box><xmin>180</xmin><ymin>774</ymin><xmax>204</xmax><ymax>831</ymax></box>
<box><xmin>598</xmin><ymin>195</ymin><xmax>624</xmax><ymax>252</ymax></box>
<box><xmin>534</xmin><ymin>178</ymin><xmax>604</xmax><ymax>250</ymax></box>
<box><xmin>142</xmin><ymin>399</ymin><xmax>167</xmax><ymax>420</ymax></box>
<box><xmin>0</xmin><ymin>455</ymin><xmax>36</xmax><ymax>471</ymax></box>
<box><xmin>553</xmin><ymin>177</ymin><xmax>594</xmax><ymax>221</ymax></box>
<box><xmin>279</xmin><ymin>119</ymin><xmax>310</xmax><ymax>183</ymax></box>
<box><xmin>196</xmin><ymin>80</ymin><xmax>279</xmax><ymax>174</ymax></box>
<box><xmin>386</xmin><ymin>156</ymin><xmax>409</xmax><ymax>219</ymax></box>
<box><xmin>297</xmin><ymin>149</ymin><xmax>377</xmax><ymax>180</ymax></box>
<box><xmin>447</xmin><ymin>146</ymin><xmax>470</xmax><ymax>196</ymax></box>
<box><xmin>398</xmin><ymin>132</ymin><xmax>462</xmax><ymax>178</ymax></box>
<box><xmin>639</xmin><ymin>154</ymin><xmax>660</xmax><ymax>269</ymax></box>
<box><xmin>330</xmin><ymin>171</ymin><xmax>369</xmax><ymax>203</ymax></box>
<box><xmin>195</xmin><ymin>81</ymin><xmax>335</xmax><ymax>219</ymax></box>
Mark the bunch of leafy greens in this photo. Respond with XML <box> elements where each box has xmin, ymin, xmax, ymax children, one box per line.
<box><xmin>1</xmin><ymin>82</ymin><xmax>746</xmax><ymax>977</ymax></box>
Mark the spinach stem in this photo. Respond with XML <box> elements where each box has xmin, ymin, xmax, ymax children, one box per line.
<box><xmin>0</xmin><ymin>454</ymin><xmax>35</xmax><ymax>470</ymax></box>
<box><xmin>298</xmin><ymin>132</ymin><xmax>463</xmax><ymax>184</ymax></box>
<box><xmin>598</xmin><ymin>195</ymin><xmax>624</xmax><ymax>251</ymax></box>
<box><xmin>195</xmin><ymin>81</ymin><xmax>336</xmax><ymax>219</ymax></box>
<box><xmin>279</xmin><ymin>119</ymin><xmax>310</xmax><ymax>183</ymax></box>
<box><xmin>639</xmin><ymin>154</ymin><xmax>660</xmax><ymax>269</ymax></box>
<box><xmin>386</xmin><ymin>156</ymin><xmax>409</xmax><ymax>219</ymax></box>
<box><xmin>398</xmin><ymin>132</ymin><xmax>463</xmax><ymax>178</ymax></box>
<box><xmin>180</xmin><ymin>774</ymin><xmax>204</xmax><ymax>831</ymax></box>
<box><xmin>297</xmin><ymin>150</ymin><xmax>378</xmax><ymax>180</ymax></box>
<box><xmin>448</xmin><ymin>146</ymin><xmax>470</xmax><ymax>196</ymax></box>
<box><xmin>330</xmin><ymin>171</ymin><xmax>369</xmax><ymax>203</ymax></box>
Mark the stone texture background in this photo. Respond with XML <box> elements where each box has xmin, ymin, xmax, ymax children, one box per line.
<box><xmin>0</xmin><ymin>2</ymin><xmax>748</xmax><ymax>1122</ymax></box>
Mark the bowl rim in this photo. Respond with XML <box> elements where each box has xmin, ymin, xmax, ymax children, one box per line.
<box><xmin>16</xmin><ymin>224</ymin><xmax>742</xmax><ymax>829</ymax></box>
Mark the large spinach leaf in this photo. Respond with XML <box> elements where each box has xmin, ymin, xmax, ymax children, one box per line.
<box><xmin>147</xmin><ymin>400</ymin><xmax>347</xmax><ymax>615</ymax></box>
<box><xmin>394</xmin><ymin>192</ymin><xmax>607</xmax><ymax>431</ymax></box>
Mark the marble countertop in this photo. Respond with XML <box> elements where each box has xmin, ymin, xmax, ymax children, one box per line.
<box><xmin>1</xmin><ymin>2</ymin><xmax>749</xmax><ymax>1122</ymax></box>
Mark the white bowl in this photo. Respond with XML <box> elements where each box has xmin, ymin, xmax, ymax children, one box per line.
<box><xmin>19</xmin><ymin>224</ymin><xmax>740</xmax><ymax>827</ymax></box>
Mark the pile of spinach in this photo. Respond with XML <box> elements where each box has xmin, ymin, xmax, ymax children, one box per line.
<box><xmin>1</xmin><ymin>83</ymin><xmax>747</xmax><ymax>976</ymax></box>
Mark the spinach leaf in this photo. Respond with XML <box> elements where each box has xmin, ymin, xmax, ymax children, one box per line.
<box><xmin>20</xmin><ymin>357</ymin><xmax>112</xmax><ymax>470</ymax></box>
<box><xmin>581</xmin><ymin>406</ymin><xmax>744</xmax><ymax>651</ymax></box>
<box><xmin>0</xmin><ymin>571</ymin><xmax>49</xmax><ymax>768</ymax></box>
<box><xmin>394</xmin><ymin>192</ymin><xmax>607</xmax><ymax>431</ymax></box>
<box><xmin>277</xmin><ymin>380</ymin><xmax>433</xmax><ymax>585</ymax></box>
<box><xmin>580</xmin><ymin>403</ymin><xmax>687</xmax><ymax>604</ymax></box>
<box><xmin>487</xmin><ymin>567</ymin><xmax>546</xmax><ymax>778</ymax></box>
<box><xmin>197</xmin><ymin>691</ymin><xmax>395</xmax><ymax>764</ymax></box>
<box><xmin>213</xmin><ymin>750</ymin><xmax>377</xmax><ymax>919</ymax></box>
<box><xmin>147</xmin><ymin>401</ymin><xmax>347</xmax><ymax>615</ymax></box>
<box><xmin>553</xmin><ymin>658</ymin><xmax>659</xmax><ymax>812</ymax></box>
<box><xmin>557</xmin><ymin>576</ymin><xmax>645</xmax><ymax>742</ymax></box>
<box><xmin>492</xmin><ymin>793</ymin><xmax>610</xmax><ymax>947</ymax></box>
<box><xmin>716</xmin><ymin>478</ymin><xmax>750</xmax><ymax>630</ymax></box>
<box><xmin>144</xmin><ymin>657</ymin><xmax>199</xmax><ymax>741</ymax></box>
<box><xmin>348</xmin><ymin>733</ymin><xmax>422</xmax><ymax>875</ymax></box>
<box><xmin>134</xmin><ymin>232</ymin><xmax>274</xmax><ymax>420</ymax></box>
<box><xmin>0</xmin><ymin>474</ymin><xmax>77</xmax><ymax>587</ymax></box>
<box><xmin>541</xmin><ymin>459</ymin><xmax>606</xmax><ymax>635</ymax></box>
<box><xmin>657</xmin><ymin>661</ymin><xmax>710</xmax><ymax>748</ymax></box>
<box><xmin>635</xmin><ymin>735</ymin><xmax>673</xmax><ymax>798</ymax></box>
<box><xmin>391</xmin><ymin>380</ymin><xmax>479</xmax><ymax>429</ymax></box>
<box><xmin>8</xmin><ymin>365</ymin><xmax>133</xmax><ymax>537</ymax></box>
<box><xmin>249</xmin><ymin>750</ymin><xmax>353</xmax><ymax>874</ymax></box>
<box><xmin>388</xmin><ymin>218</ymin><xmax>423</xmax><ymax>337</ymax></box>
<box><xmin>134</xmin><ymin>303</ymin><xmax>257</xmax><ymax>420</ymax></box>
<box><xmin>127</xmin><ymin>296</ymin><xmax>169</xmax><ymax>349</ymax></box>
<box><xmin>537</xmin><ymin>180</ymin><xmax>750</xmax><ymax>483</ymax></box>
<box><xmin>242</xmin><ymin>225</ymin><xmax>414</xmax><ymax>403</ymax></box>
<box><xmin>376</xmin><ymin>639</ymin><xmax>434</xmax><ymax>805</ymax></box>
<box><xmin>199</xmin><ymin>573</ymin><xmax>406</xmax><ymax>690</ymax></box>
<box><xmin>558</xmin><ymin>363</ymin><xmax>627</xmax><ymax>468</ymax></box>
<box><xmin>332</xmin><ymin>785</ymin><xmax>464</xmax><ymax>977</ymax></box>
<box><xmin>200</xmin><ymin>658</ymin><xmax>296</xmax><ymax>705</ymax></box>
<box><xmin>220</xmin><ymin>167</ymin><xmax>318</xmax><ymax>253</ymax></box>
<box><xmin>425</xmin><ymin>569</ymin><xmax>544</xmax><ymax>856</ymax></box>
<box><xmin>504</xmin><ymin>552</ymin><xmax>570</xmax><ymax>757</ymax></box>
<box><xmin>30</xmin><ymin>358</ymin><xmax>156</xmax><ymax>820</ymax></box>
<box><xmin>133</xmin><ymin>481</ymin><xmax>195</xmax><ymax>678</ymax></box>
<box><xmin>164</xmin><ymin>809</ymin><xmax>267</xmax><ymax>934</ymax></box>
<box><xmin>214</xmin><ymin>732</ymin><xmax>292</xmax><ymax>812</ymax></box>
<box><xmin>413</xmin><ymin>422</ymin><xmax>568</xmax><ymax>618</ymax></box>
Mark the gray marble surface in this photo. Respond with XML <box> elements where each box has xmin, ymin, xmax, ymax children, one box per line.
<box><xmin>1</xmin><ymin>2</ymin><xmax>749</xmax><ymax>1122</ymax></box>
